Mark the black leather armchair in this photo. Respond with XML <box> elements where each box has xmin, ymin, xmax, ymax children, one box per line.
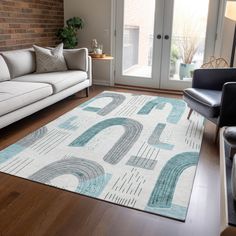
<box><xmin>183</xmin><ymin>68</ymin><xmax>236</xmax><ymax>140</ymax></box>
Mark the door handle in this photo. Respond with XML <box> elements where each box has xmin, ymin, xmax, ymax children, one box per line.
<box><xmin>157</xmin><ymin>34</ymin><xmax>162</xmax><ymax>39</ymax></box>
<box><xmin>164</xmin><ymin>35</ymin><xmax>170</xmax><ymax>40</ymax></box>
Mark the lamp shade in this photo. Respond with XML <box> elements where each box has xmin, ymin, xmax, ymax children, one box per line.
<box><xmin>225</xmin><ymin>1</ymin><xmax>236</xmax><ymax>21</ymax></box>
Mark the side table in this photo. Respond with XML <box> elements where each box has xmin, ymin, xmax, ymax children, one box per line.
<box><xmin>90</xmin><ymin>55</ymin><xmax>114</xmax><ymax>61</ymax></box>
<box><xmin>89</xmin><ymin>55</ymin><xmax>114</xmax><ymax>86</ymax></box>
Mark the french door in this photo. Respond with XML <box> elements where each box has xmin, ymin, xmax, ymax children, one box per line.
<box><xmin>114</xmin><ymin>0</ymin><xmax>219</xmax><ymax>90</ymax></box>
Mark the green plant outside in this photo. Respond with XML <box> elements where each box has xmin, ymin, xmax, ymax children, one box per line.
<box><xmin>170</xmin><ymin>44</ymin><xmax>179</xmax><ymax>63</ymax></box>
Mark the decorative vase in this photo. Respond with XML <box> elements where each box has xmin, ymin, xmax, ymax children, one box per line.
<box><xmin>232</xmin><ymin>155</ymin><xmax>236</xmax><ymax>200</ymax></box>
<box><xmin>91</xmin><ymin>39</ymin><xmax>98</xmax><ymax>53</ymax></box>
<box><xmin>179</xmin><ymin>63</ymin><xmax>195</xmax><ymax>80</ymax></box>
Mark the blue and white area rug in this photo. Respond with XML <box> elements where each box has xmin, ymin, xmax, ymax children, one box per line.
<box><xmin>0</xmin><ymin>91</ymin><xmax>204</xmax><ymax>221</ymax></box>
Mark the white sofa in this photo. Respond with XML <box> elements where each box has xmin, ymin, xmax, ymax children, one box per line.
<box><xmin>0</xmin><ymin>48</ymin><xmax>92</xmax><ymax>129</ymax></box>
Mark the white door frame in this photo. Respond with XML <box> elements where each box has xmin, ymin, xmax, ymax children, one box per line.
<box><xmin>111</xmin><ymin>0</ymin><xmax>222</xmax><ymax>90</ymax></box>
<box><xmin>114</xmin><ymin>0</ymin><xmax>165</xmax><ymax>88</ymax></box>
<box><xmin>160</xmin><ymin>0</ymin><xmax>221</xmax><ymax>90</ymax></box>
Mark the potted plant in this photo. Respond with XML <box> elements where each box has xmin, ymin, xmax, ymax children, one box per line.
<box><xmin>177</xmin><ymin>23</ymin><xmax>201</xmax><ymax>80</ymax></box>
<box><xmin>56</xmin><ymin>17</ymin><xmax>84</xmax><ymax>49</ymax></box>
<box><xmin>178</xmin><ymin>34</ymin><xmax>199</xmax><ymax>80</ymax></box>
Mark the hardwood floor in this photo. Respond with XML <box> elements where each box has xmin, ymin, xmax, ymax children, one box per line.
<box><xmin>0</xmin><ymin>86</ymin><xmax>220</xmax><ymax>236</ymax></box>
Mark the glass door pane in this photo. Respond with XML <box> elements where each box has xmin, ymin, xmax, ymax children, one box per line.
<box><xmin>115</xmin><ymin>0</ymin><xmax>218</xmax><ymax>90</ymax></box>
<box><xmin>122</xmin><ymin>0</ymin><xmax>156</xmax><ymax>78</ymax></box>
<box><xmin>169</xmin><ymin>0</ymin><xmax>210</xmax><ymax>81</ymax></box>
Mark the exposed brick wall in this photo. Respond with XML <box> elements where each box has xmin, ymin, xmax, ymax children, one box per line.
<box><xmin>0</xmin><ymin>0</ymin><xmax>64</xmax><ymax>51</ymax></box>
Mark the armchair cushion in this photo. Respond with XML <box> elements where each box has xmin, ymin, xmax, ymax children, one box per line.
<box><xmin>183</xmin><ymin>88</ymin><xmax>222</xmax><ymax>118</ymax></box>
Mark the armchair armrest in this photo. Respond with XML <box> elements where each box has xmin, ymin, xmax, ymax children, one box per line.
<box><xmin>219</xmin><ymin>82</ymin><xmax>236</xmax><ymax>127</ymax></box>
<box><xmin>192</xmin><ymin>68</ymin><xmax>236</xmax><ymax>90</ymax></box>
<box><xmin>63</xmin><ymin>48</ymin><xmax>88</xmax><ymax>72</ymax></box>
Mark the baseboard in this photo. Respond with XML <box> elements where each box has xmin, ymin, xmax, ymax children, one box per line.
<box><xmin>92</xmin><ymin>81</ymin><xmax>183</xmax><ymax>95</ymax></box>
<box><xmin>114</xmin><ymin>84</ymin><xmax>183</xmax><ymax>95</ymax></box>
<box><xmin>93</xmin><ymin>80</ymin><xmax>111</xmax><ymax>86</ymax></box>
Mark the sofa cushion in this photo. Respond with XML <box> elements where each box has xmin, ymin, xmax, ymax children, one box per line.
<box><xmin>33</xmin><ymin>43</ymin><xmax>68</xmax><ymax>73</ymax></box>
<box><xmin>183</xmin><ymin>88</ymin><xmax>222</xmax><ymax>118</ymax></box>
<box><xmin>13</xmin><ymin>70</ymin><xmax>87</xmax><ymax>94</ymax></box>
<box><xmin>1</xmin><ymin>49</ymin><xmax>36</xmax><ymax>78</ymax></box>
<box><xmin>64</xmin><ymin>48</ymin><xmax>88</xmax><ymax>71</ymax></box>
<box><xmin>0</xmin><ymin>55</ymin><xmax>10</xmax><ymax>82</ymax></box>
<box><xmin>0</xmin><ymin>81</ymin><xmax>53</xmax><ymax>116</ymax></box>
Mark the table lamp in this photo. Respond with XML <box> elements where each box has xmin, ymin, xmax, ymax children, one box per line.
<box><xmin>225</xmin><ymin>1</ymin><xmax>236</xmax><ymax>67</ymax></box>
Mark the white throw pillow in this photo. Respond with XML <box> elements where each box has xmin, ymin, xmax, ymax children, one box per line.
<box><xmin>0</xmin><ymin>55</ymin><xmax>11</xmax><ymax>81</ymax></box>
<box><xmin>33</xmin><ymin>43</ymin><xmax>68</xmax><ymax>73</ymax></box>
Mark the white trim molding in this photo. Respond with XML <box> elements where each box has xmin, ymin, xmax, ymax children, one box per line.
<box><xmin>93</xmin><ymin>80</ymin><xmax>111</xmax><ymax>86</ymax></box>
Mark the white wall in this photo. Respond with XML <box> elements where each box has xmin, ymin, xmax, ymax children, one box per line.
<box><xmin>64</xmin><ymin>0</ymin><xmax>236</xmax><ymax>87</ymax></box>
<box><xmin>221</xmin><ymin>18</ymin><xmax>235</xmax><ymax>66</ymax></box>
<box><xmin>64</xmin><ymin>0</ymin><xmax>113</xmax><ymax>85</ymax></box>
<box><xmin>213</xmin><ymin>0</ymin><xmax>236</xmax><ymax>66</ymax></box>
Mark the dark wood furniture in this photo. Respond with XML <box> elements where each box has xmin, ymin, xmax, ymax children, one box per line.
<box><xmin>220</xmin><ymin>128</ymin><xmax>236</xmax><ymax>236</ymax></box>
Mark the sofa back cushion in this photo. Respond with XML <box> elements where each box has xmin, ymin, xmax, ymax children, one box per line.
<box><xmin>63</xmin><ymin>48</ymin><xmax>88</xmax><ymax>71</ymax></box>
<box><xmin>0</xmin><ymin>55</ymin><xmax>10</xmax><ymax>82</ymax></box>
<box><xmin>1</xmin><ymin>49</ymin><xmax>36</xmax><ymax>78</ymax></box>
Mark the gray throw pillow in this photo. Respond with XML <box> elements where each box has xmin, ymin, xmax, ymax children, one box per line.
<box><xmin>33</xmin><ymin>43</ymin><xmax>68</xmax><ymax>73</ymax></box>
<box><xmin>63</xmin><ymin>48</ymin><xmax>88</xmax><ymax>71</ymax></box>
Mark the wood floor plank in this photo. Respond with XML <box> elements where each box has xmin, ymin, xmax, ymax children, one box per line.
<box><xmin>0</xmin><ymin>86</ymin><xmax>220</xmax><ymax>236</ymax></box>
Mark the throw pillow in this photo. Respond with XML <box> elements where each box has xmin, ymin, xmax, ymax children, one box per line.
<box><xmin>0</xmin><ymin>55</ymin><xmax>11</xmax><ymax>81</ymax></box>
<box><xmin>33</xmin><ymin>43</ymin><xmax>68</xmax><ymax>73</ymax></box>
<box><xmin>63</xmin><ymin>48</ymin><xmax>88</xmax><ymax>71</ymax></box>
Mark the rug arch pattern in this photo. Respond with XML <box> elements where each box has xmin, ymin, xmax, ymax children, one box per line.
<box><xmin>82</xmin><ymin>92</ymin><xmax>126</xmax><ymax>116</ymax></box>
<box><xmin>70</xmin><ymin>117</ymin><xmax>143</xmax><ymax>164</ymax></box>
<box><xmin>29</xmin><ymin>157</ymin><xmax>108</xmax><ymax>197</ymax></box>
<box><xmin>138</xmin><ymin>97</ymin><xmax>186</xmax><ymax>124</ymax></box>
<box><xmin>147</xmin><ymin>152</ymin><xmax>199</xmax><ymax>208</ymax></box>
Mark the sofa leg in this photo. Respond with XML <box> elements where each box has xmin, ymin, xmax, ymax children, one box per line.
<box><xmin>187</xmin><ymin>108</ymin><xmax>193</xmax><ymax>120</ymax></box>
<box><xmin>85</xmin><ymin>87</ymin><xmax>89</xmax><ymax>97</ymax></box>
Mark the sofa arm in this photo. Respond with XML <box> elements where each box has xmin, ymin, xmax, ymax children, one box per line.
<box><xmin>219</xmin><ymin>82</ymin><xmax>236</xmax><ymax>127</ymax></box>
<box><xmin>192</xmin><ymin>68</ymin><xmax>236</xmax><ymax>90</ymax></box>
<box><xmin>63</xmin><ymin>48</ymin><xmax>88</xmax><ymax>72</ymax></box>
<box><xmin>87</xmin><ymin>56</ymin><xmax>92</xmax><ymax>86</ymax></box>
